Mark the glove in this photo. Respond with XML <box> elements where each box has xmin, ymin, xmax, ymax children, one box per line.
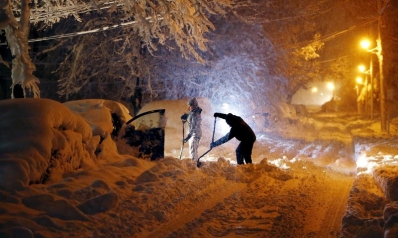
<box><xmin>183</xmin><ymin>134</ymin><xmax>192</xmax><ymax>143</ymax></box>
<box><xmin>214</xmin><ymin>112</ymin><xmax>222</xmax><ymax>118</ymax></box>
<box><xmin>214</xmin><ymin>113</ymin><xmax>227</xmax><ymax>119</ymax></box>
<box><xmin>181</xmin><ymin>113</ymin><xmax>188</xmax><ymax>121</ymax></box>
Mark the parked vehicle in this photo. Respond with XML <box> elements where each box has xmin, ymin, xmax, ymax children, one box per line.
<box><xmin>123</xmin><ymin>109</ymin><xmax>165</xmax><ymax>161</ymax></box>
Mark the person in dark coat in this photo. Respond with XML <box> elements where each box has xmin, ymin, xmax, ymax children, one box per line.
<box><xmin>210</xmin><ymin>113</ymin><xmax>256</xmax><ymax>165</ymax></box>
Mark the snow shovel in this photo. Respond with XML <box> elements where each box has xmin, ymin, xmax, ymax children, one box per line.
<box><xmin>197</xmin><ymin>117</ymin><xmax>217</xmax><ymax>167</ymax></box>
<box><xmin>179</xmin><ymin>118</ymin><xmax>187</xmax><ymax>159</ymax></box>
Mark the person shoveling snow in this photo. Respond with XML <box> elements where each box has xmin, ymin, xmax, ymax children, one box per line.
<box><xmin>210</xmin><ymin>113</ymin><xmax>256</xmax><ymax>165</ymax></box>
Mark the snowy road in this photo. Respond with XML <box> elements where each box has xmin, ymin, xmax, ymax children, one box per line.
<box><xmin>124</xmin><ymin>157</ymin><xmax>355</xmax><ymax>238</ymax></box>
<box><xmin>143</xmin><ymin>181</ymin><xmax>247</xmax><ymax>238</ymax></box>
<box><xmin>303</xmin><ymin>170</ymin><xmax>354</xmax><ymax>237</ymax></box>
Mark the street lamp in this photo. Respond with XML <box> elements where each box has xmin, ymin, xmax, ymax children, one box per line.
<box><xmin>358</xmin><ymin>65</ymin><xmax>367</xmax><ymax>73</ymax></box>
<box><xmin>311</xmin><ymin>87</ymin><xmax>318</xmax><ymax>93</ymax></box>
<box><xmin>360</xmin><ymin>37</ymin><xmax>385</xmax><ymax>131</ymax></box>
<box><xmin>356</xmin><ymin>76</ymin><xmax>363</xmax><ymax>84</ymax></box>
<box><xmin>360</xmin><ymin>40</ymin><xmax>371</xmax><ymax>50</ymax></box>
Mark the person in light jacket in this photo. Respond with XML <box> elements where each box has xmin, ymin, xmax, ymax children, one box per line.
<box><xmin>182</xmin><ymin>98</ymin><xmax>202</xmax><ymax>162</ymax></box>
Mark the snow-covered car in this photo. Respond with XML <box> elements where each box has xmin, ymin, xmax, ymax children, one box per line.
<box><xmin>64</xmin><ymin>99</ymin><xmax>165</xmax><ymax>161</ymax></box>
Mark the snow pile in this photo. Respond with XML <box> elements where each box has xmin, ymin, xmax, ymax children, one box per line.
<box><xmin>374</xmin><ymin>166</ymin><xmax>398</xmax><ymax>201</ymax></box>
<box><xmin>63</xmin><ymin>99</ymin><xmax>132</xmax><ymax>138</ymax></box>
<box><xmin>0</xmin><ymin>98</ymin><xmax>138</xmax><ymax>191</ymax></box>
<box><xmin>0</xmin><ymin>98</ymin><xmax>93</xmax><ymax>190</ymax></box>
<box><xmin>341</xmin><ymin>134</ymin><xmax>398</xmax><ymax>237</ymax></box>
<box><xmin>369</xmin><ymin>157</ymin><xmax>398</xmax><ymax>237</ymax></box>
<box><xmin>341</xmin><ymin>173</ymin><xmax>386</xmax><ymax>237</ymax></box>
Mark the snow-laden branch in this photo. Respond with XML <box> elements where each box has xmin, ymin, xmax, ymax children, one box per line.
<box><xmin>28</xmin><ymin>16</ymin><xmax>163</xmax><ymax>42</ymax></box>
<box><xmin>4</xmin><ymin>0</ymin><xmax>236</xmax><ymax>99</ymax></box>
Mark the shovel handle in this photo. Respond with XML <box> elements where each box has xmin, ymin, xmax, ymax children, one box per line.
<box><xmin>197</xmin><ymin>117</ymin><xmax>217</xmax><ymax>165</ymax></box>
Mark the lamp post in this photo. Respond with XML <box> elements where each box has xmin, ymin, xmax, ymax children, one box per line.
<box><xmin>358</xmin><ymin>63</ymin><xmax>373</xmax><ymax>119</ymax></box>
<box><xmin>359</xmin><ymin>0</ymin><xmax>390</xmax><ymax>132</ymax></box>
<box><xmin>355</xmin><ymin>76</ymin><xmax>366</xmax><ymax>115</ymax></box>
<box><xmin>355</xmin><ymin>77</ymin><xmax>361</xmax><ymax>115</ymax></box>
<box><xmin>360</xmin><ymin>37</ymin><xmax>385</xmax><ymax>131</ymax></box>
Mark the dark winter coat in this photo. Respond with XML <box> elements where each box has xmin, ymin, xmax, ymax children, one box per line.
<box><xmin>213</xmin><ymin>113</ymin><xmax>256</xmax><ymax>146</ymax></box>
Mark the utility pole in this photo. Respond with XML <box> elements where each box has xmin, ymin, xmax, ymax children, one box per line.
<box><xmin>370</xmin><ymin>57</ymin><xmax>374</xmax><ymax>120</ymax></box>
<box><xmin>377</xmin><ymin>0</ymin><xmax>388</xmax><ymax>132</ymax></box>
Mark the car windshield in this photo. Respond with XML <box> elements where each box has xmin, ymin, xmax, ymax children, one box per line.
<box><xmin>122</xmin><ymin>109</ymin><xmax>166</xmax><ymax>161</ymax></box>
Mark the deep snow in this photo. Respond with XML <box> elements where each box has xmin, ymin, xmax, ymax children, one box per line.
<box><xmin>1</xmin><ymin>98</ymin><xmax>398</xmax><ymax>237</ymax></box>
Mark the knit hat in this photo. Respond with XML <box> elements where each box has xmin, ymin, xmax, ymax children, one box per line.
<box><xmin>188</xmin><ymin>98</ymin><xmax>198</xmax><ymax>108</ymax></box>
<box><xmin>225</xmin><ymin>113</ymin><xmax>237</xmax><ymax>126</ymax></box>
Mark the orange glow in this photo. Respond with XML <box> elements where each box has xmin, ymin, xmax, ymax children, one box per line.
<box><xmin>327</xmin><ymin>82</ymin><xmax>334</xmax><ymax>91</ymax></box>
<box><xmin>360</xmin><ymin>39</ymin><xmax>371</xmax><ymax>49</ymax></box>
<box><xmin>358</xmin><ymin>65</ymin><xmax>366</xmax><ymax>72</ymax></box>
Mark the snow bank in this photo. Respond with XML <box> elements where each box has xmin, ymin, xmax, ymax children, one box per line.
<box><xmin>341</xmin><ymin>173</ymin><xmax>385</xmax><ymax>237</ymax></box>
<box><xmin>0</xmin><ymin>98</ymin><xmax>94</xmax><ymax>190</ymax></box>
<box><xmin>342</xmin><ymin>133</ymin><xmax>398</xmax><ymax>238</ymax></box>
<box><xmin>0</xmin><ymin>98</ymin><xmax>138</xmax><ymax>191</ymax></box>
<box><xmin>374</xmin><ymin>166</ymin><xmax>398</xmax><ymax>201</ymax></box>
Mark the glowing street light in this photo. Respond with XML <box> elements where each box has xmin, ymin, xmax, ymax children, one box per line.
<box><xmin>327</xmin><ymin>82</ymin><xmax>334</xmax><ymax>90</ymax></box>
<box><xmin>358</xmin><ymin>65</ymin><xmax>370</xmax><ymax>74</ymax></box>
<box><xmin>360</xmin><ymin>39</ymin><xmax>371</xmax><ymax>50</ymax></box>
<box><xmin>356</xmin><ymin>76</ymin><xmax>363</xmax><ymax>84</ymax></box>
<box><xmin>360</xmin><ymin>39</ymin><xmax>376</xmax><ymax>52</ymax></box>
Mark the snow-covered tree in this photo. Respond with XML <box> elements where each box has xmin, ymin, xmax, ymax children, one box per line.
<box><xmin>139</xmin><ymin>15</ymin><xmax>276</xmax><ymax>113</ymax></box>
<box><xmin>0</xmin><ymin>0</ymin><xmax>236</xmax><ymax>98</ymax></box>
<box><xmin>1</xmin><ymin>0</ymin><xmax>40</xmax><ymax>98</ymax></box>
<box><xmin>255</xmin><ymin>0</ymin><xmax>327</xmax><ymax>103</ymax></box>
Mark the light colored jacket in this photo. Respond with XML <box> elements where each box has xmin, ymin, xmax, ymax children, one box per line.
<box><xmin>186</xmin><ymin>107</ymin><xmax>202</xmax><ymax>140</ymax></box>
